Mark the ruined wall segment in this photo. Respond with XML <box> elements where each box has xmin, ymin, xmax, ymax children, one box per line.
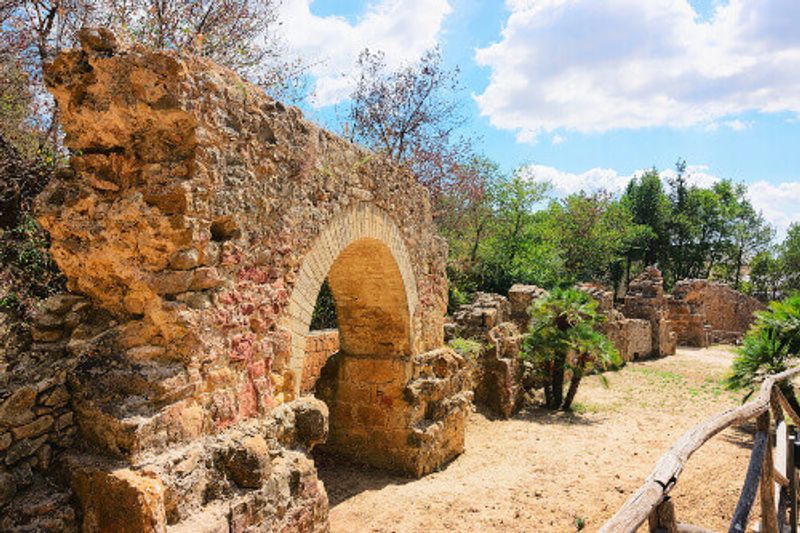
<box><xmin>300</xmin><ymin>330</ymin><xmax>339</xmax><ymax>395</ymax></box>
<box><xmin>619</xmin><ymin>267</ymin><xmax>677</xmax><ymax>357</ymax></box>
<box><xmin>576</xmin><ymin>283</ymin><xmax>652</xmax><ymax>362</ymax></box>
<box><xmin>40</xmin><ymin>30</ymin><xmax>449</xmax><ymax>453</ymax></box>
<box><xmin>18</xmin><ymin>29</ymin><xmax>465</xmax><ymax>531</ymax></box>
<box><xmin>669</xmin><ymin>280</ymin><xmax>765</xmax><ymax>345</ymax></box>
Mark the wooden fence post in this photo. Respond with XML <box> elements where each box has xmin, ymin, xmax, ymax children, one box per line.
<box><xmin>759</xmin><ymin>411</ymin><xmax>778</xmax><ymax>533</ymax></box>
<box><xmin>790</xmin><ymin>428</ymin><xmax>798</xmax><ymax>533</ymax></box>
<box><xmin>648</xmin><ymin>498</ymin><xmax>678</xmax><ymax>533</ymax></box>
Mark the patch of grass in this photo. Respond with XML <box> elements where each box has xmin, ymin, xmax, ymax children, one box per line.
<box><xmin>630</xmin><ymin>367</ymin><xmax>687</xmax><ymax>387</ymax></box>
<box><xmin>574</xmin><ymin>515</ymin><xmax>586</xmax><ymax>531</ymax></box>
<box><xmin>570</xmin><ymin>401</ymin><xmax>622</xmax><ymax>415</ymax></box>
<box><xmin>688</xmin><ymin>376</ymin><xmax>737</xmax><ymax>400</ymax></box>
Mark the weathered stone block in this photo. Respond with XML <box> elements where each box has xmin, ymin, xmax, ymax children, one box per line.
<box><xmin>71</xmin><ymin>464</ymin><xmax>166</xmax><ymax>533</ymax></box>
<box><xmin>218</xmin><ymin>435</ymin><xmax>272</xmax><ymax>489</ymax></box>
<box><xmin>11</xmin><ymin>415</ymin><xmax>54</xmax><ymax>440</ymax></box>
<box><xmin>292</xmin><ymin>398</ymin><xmax>328</xmax><ymax>449</ymax></box>
<box><xmin>0</xmin><ymin>387</ymin><xmax>37</xmax><ymax>428</ymax></box>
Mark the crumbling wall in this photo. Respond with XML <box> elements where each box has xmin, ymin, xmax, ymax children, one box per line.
<box><xmin>508</xmin><ymin>284</ymin><xmax>548</xmax><ymax>330</ymax></box>
<box><xmin>619</xmin><ymin>267</ymin><xmax>677</xmax><ymax>357</ymax></box>
<box><xmin>445</xmin><ymin>292</ymin><xmax>511</xmax><ymax>341</ymax></box>
<box><xmin>1</xmin><ymin>29</ymin><xmax>469</xmax><ymax>531</ymax></box>
<box><xmin>473</xmin><ymin>323</ymin><xmax>523</xmax><ymax>418</ymax></box>
<box><xmin>670</xmin><ymin>279</ymin><xmax>765</xmax><ymax>345</ymax></box>
<box><xmin>577</xmin><ymin>283</ymin><xmax>652</xmax><ymax>362</ymax></box>
<box><xmin>446</xmin><ymin>286</ymin><xmax>546</xmax><ymax>418</ymax></box>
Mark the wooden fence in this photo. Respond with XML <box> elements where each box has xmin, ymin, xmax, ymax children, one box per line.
<box><xmin>600</xmin><ymin>367</ymin><xmax>800</xmax><ymax>533</ymax></box>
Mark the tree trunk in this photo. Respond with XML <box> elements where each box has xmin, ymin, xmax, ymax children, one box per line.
<box><xmin>551</xmin><ymin>357</ymin><xmax>565</xmax><ymax>409</ymax></box>
<box><xmin>543</xmin><ymin>381</ymin><xmax>553</xmax><ymax>410</ymax></box>
<box><xmin>734</xmin><ymin>247</ymin><xmax>744</xmax><ymax>290</ymax></box>
<box><xmin>562</xmin><ymin>370</ymin><xmax>582</xmax><ymax>411</ymax></box>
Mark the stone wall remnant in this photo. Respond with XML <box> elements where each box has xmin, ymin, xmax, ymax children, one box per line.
<box><xmin>507</xmin><ymin>284</ymin><xmax>548</xmax><ymax>329</ymax></box>
<box><xmin>473</xmin><ymin>323</ymin><xmax>524</xmax><ymax>418</ymax></box>
<box><xmin>0</xmin><ymin>30</ymin><xmax>471</xmax><ymax>531</ymax></box>
<box><xmin>300</xmin><ymin>330</ymin><xmax>339</xmax><ymax>395</ymax></box>
<box><xmin>669</xmin><ymin>279</ymin><xmax>765</xmax><ymax>345</ymax></box>
<box><xmin>576</xmin><ymin>283</ymin><xmax>652</xmax><ymax>362</ymax></box>
<box><xmin>445</xmin><ymin>292</ymin><xmax>511</xmax><ymax>341</ymax></box>
<box><xmin>619</xmin><ymin>267</ymin><xmax>677</xmax><ymax>357</ymax></box>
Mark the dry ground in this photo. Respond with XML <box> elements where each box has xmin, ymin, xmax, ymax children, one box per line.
<box><xmin>316</xmin><ymin>346</ymin><xmax>763</xmax><ymax>533</ymax></box>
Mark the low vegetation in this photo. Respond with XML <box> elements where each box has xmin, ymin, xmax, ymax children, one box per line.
<box><xmin>521</xmin><ymin>288</ymin><xmax>621</xmax><ymax>411</ymax></box>
<box><xmin>727</xmin><ymin>294</ymin><xmax>800</xmax><ymax>403</ymax></box>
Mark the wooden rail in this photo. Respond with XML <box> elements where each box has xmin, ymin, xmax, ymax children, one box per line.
<box><xmin>600</xmin><ymin>366</ymin><xmax>800</xmax><ymax>533</ymax></box>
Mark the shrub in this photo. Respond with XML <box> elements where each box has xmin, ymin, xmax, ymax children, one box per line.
<box><xmin>521</xmin><ymin>287</ymin><xmax>621</xmax><ymax>410</ymax></box>
<box><xmin>727</xmin><ymin>294</ymin><xmax>800</xmax><ymax>404</ymax></box>
<box><xmin>0</xmin><ymin>214</ymin><xmax>64</xmax><ymax>319</ymax></box>
<box><xmin>309</xmin><ymin>279</ymin><xmax>338</xmax><ymax>330</ymax></box>
<box><xmin>448</xmin><ymin>337</ymin><xmax>484</xmax><ymax>365</ymax></box>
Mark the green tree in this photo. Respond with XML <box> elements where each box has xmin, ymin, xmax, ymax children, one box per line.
<box><xmin>476</xmin><ymin>173</ymin><xmax>562</xmax><ymax>293</ymax></box>
<box><xmin>711</xmin><ymin>181</ymin><xmax>774</xmax><ymax>289</ymax></box>
<box><xmin>547</xmin><ymin>191</ymin><xmax>645</xmax><ymax>290</ymax></box>
<box><xmin>749</xmin><ymin>251</ymin><xmax>782</xmax><ymax>301</ymax></box>
<box><xmin>621</xmin><ymin>169</ymin><xmax>670</xmax><ymax>272</ymax></box>
<box><xmin>521</xmin><ymin>288</ymin><xmax>621</xmax><ymax>410</ymax></box>
<box><xmin>780</xmin><ymin>224</ymin><xmax>800</xmax><ymax>293</ymax></box>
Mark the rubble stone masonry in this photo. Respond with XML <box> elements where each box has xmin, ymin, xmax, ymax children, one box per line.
<box><xmin>0</xmin><ymin>29</ymin><xmax>471</xmax><ymax>531</ymax></box>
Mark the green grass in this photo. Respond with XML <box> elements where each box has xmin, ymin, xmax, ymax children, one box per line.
<box><xmin>629</xmin><ymin>367</ymin><xmax>687</xmax><ymax>386</ymax></box>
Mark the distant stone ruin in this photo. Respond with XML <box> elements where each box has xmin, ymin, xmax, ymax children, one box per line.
<box><xmin>446</xmin><ymin>266</ymin><xmax>764</xmax><ymax>419</ymax></box>
<box><xmin>0</xmin><ymin>31</ymin><xmax>470</xmax><ymax>531</ymax></box>
<box><xmin>669</xmin><ymin>279</ymin><xmax>765</xmax><ymax>346</ymax></box>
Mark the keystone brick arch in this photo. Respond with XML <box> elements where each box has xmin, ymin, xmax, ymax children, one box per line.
<box><xmin>282</xmin><ymin>203</ymin><xmax>419</xmax><ymax>392</ymax></box>
<box><xmin>17</xmin><ymin>30</ymin><xmax>472</xmax><ymax>530</ymax></box>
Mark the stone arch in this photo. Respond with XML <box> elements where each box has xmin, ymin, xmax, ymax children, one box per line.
<box><xmin>32</xmin><ymin>36</ymin><xmax>471</xmax><ymax>531</ymax></box>
<box><xmin>281</xmin><ymin>203</ymin><xmax>419</xmax><ymax>396</ymax></box>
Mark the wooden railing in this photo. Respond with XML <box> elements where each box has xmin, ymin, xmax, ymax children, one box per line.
<box><xmin>600</xmin><ymin>366</ymin><xmax>800</xmax><ymax>533</ymax></box>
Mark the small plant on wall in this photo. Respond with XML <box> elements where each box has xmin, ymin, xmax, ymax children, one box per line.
<box><xmin>521</xmin><ymin>287</ymin><xmax>621</xmax><ymax>411</ymax></box>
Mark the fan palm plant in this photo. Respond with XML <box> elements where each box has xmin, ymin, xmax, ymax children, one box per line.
<box><xmin>521</xmin><ymin>288</ymin><xmax>622</xmax><ymax>410</ymax></box>
<box><xmin>727</xmin><ymin>294</ymin><xmax>800</xmax><ymax>406</ymax></box>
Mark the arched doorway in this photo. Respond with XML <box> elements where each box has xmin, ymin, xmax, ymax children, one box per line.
<box><xmin>281</xmin><ymin>204</ymin><xmax>420</xmax><ymax>471</ymax></box>
<box><xmin>314</xmin><ymin>236</ymin><xmax>413</xmax><ymax>468</ymax></box>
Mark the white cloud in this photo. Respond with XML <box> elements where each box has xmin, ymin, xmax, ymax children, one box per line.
<box><xmin>723</xmin><ymin>119</ymin><xmax>752</xmax><ymax>131</ymax></box>
<box><xmin>475</xmin><ymin>0</ymin><xmax>800</xmax><ymax>141</ymax></box>
<box><xmin>521</xmin><ymin>163</ymin><xmax>800</xmax><ymax>237</ymax></box>
<box><xmin>278</xmin><ymin>0</ymin><xmax>452</xmax><ymax>106</ymax></box>
<box><xmin>748</xmin><ymin>181</ymin><xmax>800</xmax><ymax>234</ymax></box>
<box><xmin>551</xmin><ymin>134</ymin><xmax>566</xmax><ymax>145</ymax></box>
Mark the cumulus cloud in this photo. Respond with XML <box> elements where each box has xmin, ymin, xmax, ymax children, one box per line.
<box><xmin>278</xmin><ymin>0</ymin><xmax>452</xmax><ymax>106</ymax></box>
<box><xmin>475</xmin><ymin>0</ymin><xmax>800</xmax><ymax>141</ymax></box>
<box><xmin>748</xmin><ymin>181</ymin><xmax>800</xmax><ymax>234</ymax></box>
<box><xmin>521</xmin><ymin>163</ymin><xmax>800</xmax><ymax>236</ymax></box>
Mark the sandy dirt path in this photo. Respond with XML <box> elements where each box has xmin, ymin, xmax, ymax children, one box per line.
<box><xmin>316</xmin><ymin>346</ymin><xmax>763</xmax><ymax>533</ymax></box>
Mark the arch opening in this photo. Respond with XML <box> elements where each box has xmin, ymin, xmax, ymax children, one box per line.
<box><xmin>310</xmin><ymin>237</ymin><xmax>415</xmax><ymax>471</ymax></box>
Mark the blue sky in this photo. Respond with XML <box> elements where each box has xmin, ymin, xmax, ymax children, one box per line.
<box><xmin>278</xmin><ymin>0</ymin><xmax>800</xmax><ymax>236</ymax></box>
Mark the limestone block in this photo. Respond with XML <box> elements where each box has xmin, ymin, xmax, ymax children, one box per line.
<box><xmin>71</xmin><ymin>464</ymin><xmax>166</xmax><ymax>533</ymax></box>
<box><xmin>217</xmin><ymin>435</ymin><xmax>272</xmax><ymax>489</ymax></box>
<box><xmin>0</xmin><ymin>387</ymin><xmax>37</xmax><ymax>428</ymax></box>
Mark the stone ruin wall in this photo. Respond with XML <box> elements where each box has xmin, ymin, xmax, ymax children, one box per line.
<box><xmin>619</xmin><ymin>267</ymin><xmax>678</xmax><ymax>357</ymax></box>
<box><xmin>443</xmin><ymin>268</ymin><xmax>765</xmax><ymax>423</ymax></box>
<box><xmin>669</xmin><ymin>279</ymin><xmax>765</xmax><ymax>345</ymax></box>
<box><xmin>0</xmin><ymin>30</ymin><xmax>472</xmax><ymax>532</ymax></box>
<box><xmin>575</xmin><ymin>283</ymin><xmax>652</xmax><ymax>362</ymax></box>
